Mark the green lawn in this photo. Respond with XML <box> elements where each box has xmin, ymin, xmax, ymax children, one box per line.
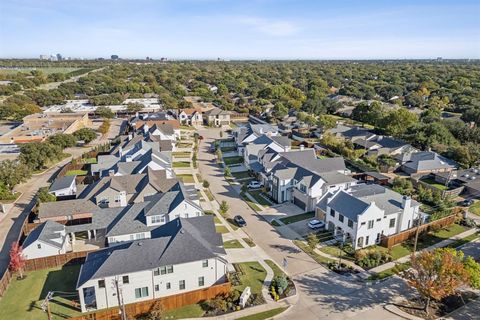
<box><xmin>173</xmin><ymin>161</ymin><xmax>191</xmax><ymax>168</ymax></box>
<box><xmin>223</xmin><ymin>239</ymin><xmax>244</xmax><ymax>249</ymax></box>
<box><xmin>163</xmin><ymin>303</ymin><xmax>205</xmax><ymax>319</ymax></box>
<box><xmin>0</xmin><ymin>265</ymin><xmax>82</xmax><ymax>320</ymax></box>
<box><xmin>215</xmin><ymin>225</ymin><xmax>229</xmax><ymax>234</ymax></box>
<box><xmin>65</xmin><ymin>169</ymin><xmax>88</xmax><ymax>176</ymax></box>
<box><xmin>220</xmin><ymin>146</ymin><xmax>236</xmax><ymax>152</ymax></box>
<box><xmin>243</xmin><ymin>237</ymin><xmax>256</xmax><ymax>247</ymax></box>
<box><xmin>232</xmin><ymin>171</ymin><xmax>251</xmax><ymax>180</ymax></box>
<box><xmin>248</xmin><ymin>190</ymin><xmax>272</xmax><ymax>207</ymax></box>
<box><xmin>265</xmin><ymin>260</ymin><xmax>286</xmax><ymax>278</ymax></box>
<box><xmin>214</xmin><ymin>216</ymin><xmax>221</xmax><ymax>224</ymax></box>
<box><xmin>236</xmin><ymin>307</ymin><xmax>288</xmax><ymax>320</ymax></box>
<box><xmin>242</xmin><ymin>194</ymin><xmax>262</xmax><ymax>212</ymax></box>
<box><xmin>280</xmin><ymin>212</ymin><xmax>315</xmax><ymax>225</ymax></box>
<box><xmin>368</xmin><ymin>262</ymin><xmax>411</xmax><ymax>281</ymax></box>
<box><xmin>173</xmin><ymin>152</ymin><xmax>191</xmax><ymax>158</ymax></box>
<box><xmin>0</xmin><ymin>192</ymin><xmax>22</xmax><ymax>203</ymax></box>
<box><xmin>376</xmin><ymin>223</ymin><xmax>470</xmax><ymax>260</ymax></box>
<box><xmin>223</xmin><ymin>156</ymin><xmax>244</xmax><ymax>165</ymax></box>
<box><xmin>469</xmin><ymin>201</ymin><xmax>480</xmax><ymax>216</ymax></box>
<box><xmin>420</xmin><ymin>178</ymin><xmax>449</xmax><ymax>190</ymax></box>
<box><xmin>234</xmin><ymin>262</ymin><xmax>267</xmax><ymax>295</ymax></box>
<box><xmin>177</xmin><ymin>142</ymin><xmax>193</xmax><ymax>148</ymax></box>
<box><xmin>176</xmin><ymin>174</ymin><xmax>194</xmax><ymax>183</ymax></box>
<box><xmin>293</xmin><ymin>240</ymin><xmax>335</xmax><ymax>265</ymax></box>
<box><xmin>319</xmin><ymin>245</ymin><xmax>355</xmax><ymax>261</ymax></box>
<box><xmin>271</xmin><ymin>220</ymin><xmax>281</xmax><ymax>227</ymax></box>
<box><xmin>83</xmin><ymin>157</ymin><xmax>97</xmax><ymax>164</ymax></box>
<box><xmin>204</xmin><ymin>189</ymin><xmax>215</xmax><ymax>201</ymax></box>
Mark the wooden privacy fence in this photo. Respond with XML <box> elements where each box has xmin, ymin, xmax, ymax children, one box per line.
<box><xmin>69</xmin><ymin>281</ymin><xmax>232</xmax><ymax>320</ymax></box>
<box><xmin>380</xmin><ymin>214</ymin><xmax>457</xmax><ymax>249</ymax></box>
<box><xmin>24</xmin><ymin>250</ymin><xmax>95</xmax><ymax>272</ymax></box>
<box><xmin>0</xmin><ymin>270</ymin><xmax>12</xmax><ymax>298</ymax></box>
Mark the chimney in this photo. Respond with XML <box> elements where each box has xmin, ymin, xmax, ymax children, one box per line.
<box><xmin>402</xmin><ymin>195</ymin><xmax>411</xmax><ymax>209</ymax></box>
<box><xmin>118</xmin><ymin>146</ymin><xmax>123</xmax><ymax>158</ymax></box>
<box><xmin>119</xmin><ymin>191</ymin><xmax>127</xmax><ymax>207</ymax></box>
<box><xmin>300</xmin><ymin>145</ymin><xmax>304</xmax><ymax>151</ymax></box>
<box><xmin>259</xmin><ymin>127</ymin><xmax>263</xmax><ymax>134</ymax></box>
<box><xmin>128</xmin><ymin>133</ymin><xmax>133</xmax><ymax>141</ymax></box>
<box><xmin>125</xmin><ymin>155</ymin><xmax>133</xmax><ymax>162</ymax></box>
<box><xmin>143</xmin><ymin>124</ymin><xmax>149</xmax><ymax>134</ymax></box>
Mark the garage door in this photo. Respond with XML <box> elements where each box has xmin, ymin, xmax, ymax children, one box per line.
<box><xmin>293</xmin><ymin>197</ymin><xmax>306</xmax><ymax>210</ymax></box>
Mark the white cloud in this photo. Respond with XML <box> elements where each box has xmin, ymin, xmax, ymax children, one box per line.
<box><xmin>236</xmin><ymin>16</ymin><xmax>299</xmax><ymax>36</ymax></box>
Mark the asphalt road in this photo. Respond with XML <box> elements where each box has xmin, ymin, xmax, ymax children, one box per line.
<box><xmin>198</xmin><ymin>127</ymin><xmax>411</xmax><ymax>319</ymax></box>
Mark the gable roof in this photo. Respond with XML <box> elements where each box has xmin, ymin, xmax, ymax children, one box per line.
<box><xmin>402</xmin><ymin>151</ymin><xmax>457</xmax><ymax>172</ymax></box>
<box><xmin>77</xmin><ymin>216</ymin><xmax>224</xmax><ymax>288</ymax></box>
<box><xmin>49</xmin><ymin>175</ymin><xmax>76</xmax><ymax>192</ymax></box>
<box><xmin>38</xmin><ymin>199</ymin><xmax>98</xmax><ymax>220</ymax></box>
<box><xmin>23</xmin><ymin>220</ymin><xmax>66</xmax><ymax>249</ymax></box>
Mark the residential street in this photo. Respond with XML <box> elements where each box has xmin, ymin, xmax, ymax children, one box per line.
<box><xmin>197</xmin><ymin>127</ymin><xmax>411</xmax><ymax>319</ymax></box>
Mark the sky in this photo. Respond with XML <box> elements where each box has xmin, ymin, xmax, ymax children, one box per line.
<box><xmin>1</xmin><ymin>0</ymin><xmax>479</xmax><ymax>59</ymax></box>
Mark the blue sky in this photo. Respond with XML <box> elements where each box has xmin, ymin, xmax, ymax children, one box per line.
<box><xmin>1</xmin><ymin>0</ymin><xmax>479</xmax><ymax>59</ymax></box>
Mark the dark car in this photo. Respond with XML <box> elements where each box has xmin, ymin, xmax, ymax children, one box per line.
<box><xmin>234</xmin><ymin>215</ymin><xmax>247</xmax><ymax>227</ymax></box>
<box><xmin>461</xmin><ymin>199</ymin><xmax>474</xmax><ymax>207</ymax></box>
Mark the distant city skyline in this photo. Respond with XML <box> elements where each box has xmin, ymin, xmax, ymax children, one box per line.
<box><xmin>1</xmin><ymin>0</ymin><xmax>479</xmax><ymax>59</ymax></box>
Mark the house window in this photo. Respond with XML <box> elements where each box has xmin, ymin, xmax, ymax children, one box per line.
<box><xmin>365</xmin><ymin>236</ymin><xmax>370</xmax><ymax>245</ymax></box>
<box><xmin>37</xmin><ymin>244</ymin><xmax>42</xmax><ymax>249</ymax></box>
<box><xmin>361</xmin><ymin>222</ymin><xmax>366</xmax><ymax>225</ymax></box>
<box><xmin>114</xmin><ymin>195</ymin><xmax>121</xmax><ymax>203</ymax></box>
<box><xmin>338</xmin><ymin>214</ymin><xmax>344</xmax><ymax>223</ymax></box>
<box><xmin>376</xmin><ymin>218</ymin><xmax>381</xmax><ymax>222</ymax></box>
<box><xmin>154</xmin><ymin>268</ymin><xmax>160</xmax><ymax>276</ymax></box>
<box><xmin>155</xmin><ymin>284</ymin><xmax>159</xmax><ymax>292</ymax></box>
<box><xmin>166</xmin><ymin>282</ymin><xmax>171</xmax><ymax>290</ymax></box>
<box><xmin>202</xmin><ymin>260</ymin><xmax>208</xmax><ymax>268</ymax></box>
<box><xmin>135</xmin><ymin>233</ymin><xmax>145</xmax><ymax>240</ymax></box>
<box><xmin>179</xmin><ymin>280</ymin><xmax>185</xmax><ymax>290</ymax></box>
<box><xmin>130</xmin><ymin>235</ymin><xmax>135</xmax><ymax>241</ymax></box>
<box><xmin>135</xmin><ymin>287</ymin><xmax>149</xmax><ymax>299</ymax></box>
<box><xmin>98</xmin><ymin>280</ymin><xmax>105</xmax><ymax>288</ymax></box>
<box><xmin>348</xmin><ymin>219</ymin><xmax>353</xmax><ymax>228</ymax></box>
<box><xmin>299</xmin><ymin>184</ymin><xmax>307</xmax><ymax>193</ymax></box>
<box><xmin>122</xmin><ymin>276</ymin><xmax>129</xmax><ymax>284</ymax></box>
<box><xmin>198</xmin><ymin>277</ymin><xmax>204</xmax><ymax>287</ymax></box>
<box><xmin>330</xmin><ymin>209</ymin><xmax>336</xmax><ymax>217</ymax></box>
<box><xmin>167</xmin><ymin>265</ymin><xmax>173</xmax><ymax>273</ymax></box>
<box><xmin>151</xmin><ymin>215</ymin><xmax>164</xmax><ymax>224</ymax></box>
<box><xmin>389</xmin><ymin>218</ymin><xmax>396</xmax><ymax>228</ymax></box>
<box><xmin>368</xmin><ymin>220</ymin><xmax>374</xmax><ymax>229</ymax></box>
<box><xmin>99</xmin><ymin>198</ymin><xmax>109</xmax><ymax>205</ymax></box>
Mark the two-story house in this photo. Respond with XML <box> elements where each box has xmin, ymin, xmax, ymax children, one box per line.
<box><xmin>76</xmin><ymin>216</ymin><xmax>227</xmax><ymax>312</ymax></box>
<box><xmin>178</xmin><ymin>108</ymin><xmax>203</xmax><ymax>126</ymax></box>
<box><xmin>242</xmin><ymin>135</ymin><xmax>291</xmax><ymax>171</ymax></box>
<box><xmin>234</xmin><ymin>123</ymin><xmax>280</xmax><ymax>155</ymax></box>
<box><xmin>203</xmin><ymin>107</ymin><xmax>230</xmax><ymax>127</ymax></box>
<box><xmin>267</xmin><ymin>149</ymin><xmax>356</xmax><ymax>211</ymax></box>
<box><xmin>318</xmin><ymin>184</ymin><xmax>422</xmax><ymax>249</ymax></box>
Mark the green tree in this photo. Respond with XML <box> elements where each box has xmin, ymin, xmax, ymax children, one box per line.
<box><xmin>37</xmin><ymin>187</ymin><xmax>57</xmax><ymax>203</ymax></box>
<box><xmin>47</xmin><ymin>133</ymin><xmax>77</xmax><ymax>149</ymax></box>
<box><xmin>381</xmin><ymin>108</ymin><xmax>419</xmax><ymax>136</ymax></box>
<box><xmin>0</xmin><ymin>160</ymin><xmax>31</xmax><ymax>191</ymax></box>
<box><xmin>202</xmin><ymin>180</ymin><xmax>210</xmax><ymax>188</ymax></box>
<box><xmin>219</xmin><ymin>200</ymin><xmax>229</xmax><ymax>214</ymax></box>
<box><xmin>95</xmin><ymin>106</ymin><xmax>115</xmax><ymax>119</ymax></box>
<box><xmin>464</xmin><ymin>256</ymin><xmax>480</xmax><ymax>289</ymax></box>
<box><xmin>306</xmin><ymin>233</ymin><xmax>319</xmax><ymax>250</ymax></box>
<box><xmin>73</xmin><ymin>128</ymin><xmax>97</xmax><ymax>143</ymax></box>
<box><xmin>19</xmin><ymin>142</ymin><xmax>62</xmax><ymax>171</ymax></box>
<box><xmin>126</xmin><ymin>102</ymin><xmax>143</xmax><ymax>113</ymax></box>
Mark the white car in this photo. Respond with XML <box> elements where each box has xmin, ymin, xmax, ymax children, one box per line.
<box><xmin>307</xmin><ymin>219</ymin><xmax>325</xmax><ymax>230</ymax></box>
<box><xmin>247</xmin><ymin>181</ymin><xmax>263</xmax><ymax>189</ymax></box>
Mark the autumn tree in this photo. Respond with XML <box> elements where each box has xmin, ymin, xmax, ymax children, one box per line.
<box><xmin>405</xmin><ymin>248</ymin><xmax>470</xmax><ymax>314</ymax></box>
<box><xmin>9</xmin><ymin>242</ymin><xmax>26</xmax><ymax>279</ymax></box>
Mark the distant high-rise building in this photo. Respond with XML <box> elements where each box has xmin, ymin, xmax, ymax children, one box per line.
<box><xmin>111</xmin><ymin>55</ymin><xmax>119</xmax><ymax>60</ymax></box>
<box><xmin>39</xmin><ymin>54</ymin><xmax>49</xmax><ymax>60</ymax></box>
<box><xmin>56</xmin><ymin>53</ymin><xmax>63</xmax><ymax>61</ymax></box>
<box><xmin>49</xmin><ymin>54</ymin><xmax>58</xmax><ymax>61</ymax></box>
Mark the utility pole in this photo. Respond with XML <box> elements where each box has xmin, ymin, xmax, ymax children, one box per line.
<box><xmin>114</xmin><ymin>278</ymin><xmax>127</xmax><ymax>320</ymax></box>
<box><xmin>412</xmin><ymin>209</ymin><xmax>423</xmax><ymax>261</ymax></box>
<box><xmin>41</xmin><ymin>291</ymin><xmax>53</xmax><ymax>320</ymax></box>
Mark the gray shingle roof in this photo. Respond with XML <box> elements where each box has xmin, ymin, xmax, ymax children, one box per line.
<box><xmin>77</xmin><ymin>216</ymin><xmax>224</xmax><ymax>288</ymax></box>
<box><xmin>23</xmin><ymin>220</ymin><xmax>65</xmax><ymax>249</ymax></box>
<box><xmin>328</xmin><ymin>191</ymin><xmax>370</xmax><ymax>222</ymax></box>
<box><xmin>402</xmin><ymin>151</ymin><xmax>457</xmax><ymax>172</ymax></box>
<box><xmin>38</xmin><ymin>199</ymin><xmax>98</xmax><ymax>220</ymax></box>
<box><xmin>49</xmin><ymin>175</ymin><xmax>76</xmax><ymax>192</ymax></box>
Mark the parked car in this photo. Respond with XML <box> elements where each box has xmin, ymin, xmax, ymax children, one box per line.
<box><xmin>209</xmin><ymin>145</ymin><xmax>216</xmax><ymax>153</ymax></box>
<box><xmin>234</xmin><ymin>215</ymin><xmax>247</xmax><ymax>227</ymax></box>
<box><xmin>307</xmin><ymin>219</ymin><xmax>325</xmax><ymax>230</ymax></box>
<box><xmin>247</xmin><ymin>181</ymin><xmax>263</xmax><ymax>189</ymax></box>
<box><xmin>460</xmin><ymin>199</ymin><xmax>474</xmax><ymax>207</ymax></box>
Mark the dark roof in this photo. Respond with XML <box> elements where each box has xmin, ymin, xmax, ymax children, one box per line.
<box><xmin>38</xmin><ymin>199</ymin><xmax>98</xmax><ymax>219</ymax></box>
<box><xmin>402</xmin><ymin>151</ymin><xmax>457</xmax><ymax>172</ymax></box>
<box><xmin>23</xmin><ymin>221</ymin><xmax>65</xmax><ymax>249</ymax></box>
<box><xmin>49</xmin><ymin>175</ymin><xmax>76</xmax><ymax>192</ymax></box>
<box><xmin>77</xmin><ymin>216</ymin><xmax>224</xmax><ymax>288</ymax></box>
<box><xmin>328</xmin><ymin>191</ymin><xmax>370</xmax><ymax>222</ymax></box>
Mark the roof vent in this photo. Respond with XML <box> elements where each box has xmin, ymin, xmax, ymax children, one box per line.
<box><xmin>137</xmin><ymin>242</ymin><xmax>143</xmax><ymax>246</ymax></box>
<box><xmin>180</xmin><ymin>229</ymin><xmax>185</xmax><ymax>234</ymax></box>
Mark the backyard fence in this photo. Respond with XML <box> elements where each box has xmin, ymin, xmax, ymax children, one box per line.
<box><xmin>68</xmin><ymin>281</ymin><xmax>232</xmax><ymax>320</ymax></box>
<box><xmin>0</xmin><ymin>270</ymin><xmax>12</xmax><ymax>298</ymax></box>
<box><xmin>380</xmin><ymin>214</ymin><xmax>458</xmax><ymax>249</ymax></box>
<box><xmin>410</xmin><ymin>175</ymin><xmax>465</xmax><ymax>199</ymax></box>
<box><xmin>23</xmin><ymin>250</ymin><xmax>94</xmax><ymax>272</ymax></box>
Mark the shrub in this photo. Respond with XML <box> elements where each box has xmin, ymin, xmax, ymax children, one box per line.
<box><xmin>355</xmin><ymin>248</ymin><xmax>392</xmax><ymax>269</ymax></box>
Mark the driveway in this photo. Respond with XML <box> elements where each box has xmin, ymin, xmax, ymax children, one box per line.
<box><xmin>198</xmin><ymin>127</ymin><xmax>411</xmax><ymax>319</ymax></box>
<box><xmin>260</xmin><ymin>202</ymin><xmax>304</xmax><ymax>222</ymax></box>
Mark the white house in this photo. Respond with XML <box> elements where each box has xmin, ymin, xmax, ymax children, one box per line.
<box><xmin>49</xmin><ymin>175</ymin><xmax>77</xmax><ymax>197</ymax></box>
<box><xmin>267</xmin><ymin>149</ymin><xmax>357</xmax><ymax>211</ymax></box>
<box><xmin>22</xmin><ymin>221</ymin><xmax>70</xmax><ymax>259</ymax></box>
<box><xmin>76</xmin><ymin>216</ymin><xmax>227</xmax><ymax>313</ymax></box>
<box><xmin>145</xmin><ymin>123</ymin><xmax>180</xmax><ymax>141</ymax></box>
<box><xmin>178</xmin><ymin>108</ymin><xmax>203</xmax><ymax>126</ymax></box>
<box><xmin>242</xmin><ymin>135</ymin><xmax>291</xmax><ymax>170</ymax></box>
<box><xmin>234</xmin><ymin>123</ymin><xmax>280</xmax><ymax>156</ymax></box>
<box><xmin>318</xmin><ymin>184</ymin><xmax>422</xmax><ymax>249</ymax></box>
